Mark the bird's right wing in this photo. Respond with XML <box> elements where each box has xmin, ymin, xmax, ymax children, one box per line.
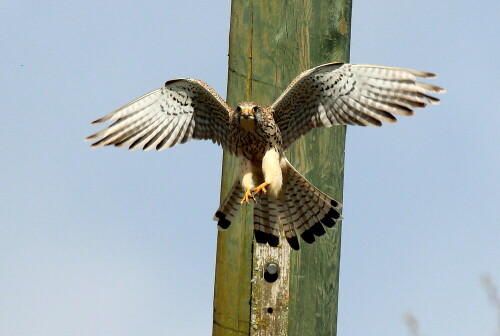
<box><xmin>87</xmin><ymin>79</ymin><xmax>233</xmax><ymax>152</ymax></box>
<box><xmin>272</xmin><ymin>63</ymin><xmax>445</xmax><ymax>150</ymax></box>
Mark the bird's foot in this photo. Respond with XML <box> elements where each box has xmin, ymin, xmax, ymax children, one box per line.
<box><xmin>252</xmin><ymin>182</ymin><xmax>271</xmax><ymax>197</ymax></box>
<box><xmin>240</xmin><ymin>188</ymin><xmax>255</xmax><ymax>205</ymax></box>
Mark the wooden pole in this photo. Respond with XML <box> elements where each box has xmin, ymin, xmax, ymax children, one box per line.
<box><xmin>213</xmin><ymin>1</ymin><xmax>352</xmax><ymax>335</ymax></box>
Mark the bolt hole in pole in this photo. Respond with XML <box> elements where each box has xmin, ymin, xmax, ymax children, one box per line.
<box><xmin>264</xmin><ymin>262</ymin><xmax>278</xmax><ymax>283</ymax></box>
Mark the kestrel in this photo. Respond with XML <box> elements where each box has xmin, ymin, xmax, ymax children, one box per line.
<box><xmin>87</xmin><ymin>62</ymin><xmax>444</xmax><ymax>250</ymax></box>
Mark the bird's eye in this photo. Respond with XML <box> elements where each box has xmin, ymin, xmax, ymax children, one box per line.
<box><xmin>253</xmin><ymin>106</ymin><xmax>259</xmax><ymax>112</ymax></box>
<box><xmin>236</xmin><ymin>106</ymin><xmax>241</xmax><ymax>112</ymax></box>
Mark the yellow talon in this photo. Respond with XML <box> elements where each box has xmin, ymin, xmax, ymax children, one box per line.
<box><xmin>252</xmin><ymin>182</ymin><xmax>271</xmax><ymax>196</ymax></box>
<box><xmin>240</xmin><ymin>188</ymin><xmax>255</xmax><ymax>205</ymax></box>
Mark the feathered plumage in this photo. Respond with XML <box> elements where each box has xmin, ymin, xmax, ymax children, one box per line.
<box><xmin>88</xmin><ymin>62</ymin><xmax>444</xmax><ymax>249</ymax></box>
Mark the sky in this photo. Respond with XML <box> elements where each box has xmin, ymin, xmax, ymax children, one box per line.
<box><xmin>1</xmin><ymin>1</ymin><xmax>498</xmax><ymax>335</ymax></box>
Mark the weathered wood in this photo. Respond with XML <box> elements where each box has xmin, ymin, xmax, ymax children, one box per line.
<box><xmin>213</xmin><ymin>1</ymin><xmax>352</xmax><ymax>335</ymax></box>
<box><xmin>250</xmin><ymin>243</ymin><xmax>291</xmax><ymax>335</ymax></box>
<box><xmin>212</xmin><ymin>3</ymin><xmax>254</xmax><ymax>335</ymax></box>
<box><xmin>285</xmin><ymin>3</ymin><xmax>351</xmax><ymax>334</ymax></box>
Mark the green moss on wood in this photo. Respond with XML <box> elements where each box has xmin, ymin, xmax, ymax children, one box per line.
<box><xmin>213</xmin><ymin>1</ymin><xmax>352</xmax><ymax>335</ymax></box>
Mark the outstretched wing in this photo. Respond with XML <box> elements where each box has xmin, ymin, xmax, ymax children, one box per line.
<box><xmin>87</xmin><ymin>79</ymin><xmax>232</xmax><ymax>151</ymax></box>
<box><xmin>272</xmin><ymin>63</ymin><xmax>445</xmax><ymax>150</ymax></box>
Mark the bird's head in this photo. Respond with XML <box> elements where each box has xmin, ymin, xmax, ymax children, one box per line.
<box><xmin>235</xmin><ymin>102</ymin><xmax>262</xmax><ymax>130</ymax></box>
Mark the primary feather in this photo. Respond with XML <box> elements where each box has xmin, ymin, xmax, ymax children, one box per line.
<box><xmin>272</xmin><ymin>63</ymin><xmax>445</xmax><ymax>149</ymax></box>
<box><xmin>88</xmin><ymin>62</ymin><xmax>444</xmax><ymax>249</ymax></box>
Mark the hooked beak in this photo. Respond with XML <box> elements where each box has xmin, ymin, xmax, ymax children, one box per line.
<box><xmin>242</xmin><ymin>113</ymin><xmax>250</xmax><ymax>120</ymax></box>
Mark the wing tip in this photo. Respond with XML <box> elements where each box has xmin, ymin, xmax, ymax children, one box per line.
<box><xmin>85</xmin><ymin>133</ymin><xmax>105</xmax><ymax>147</ymax></box>
<box><xmin>387</xmin><ymin>115</ymin><xmax>398</xmax><ymax>123</ymax></box>
<box><xmin>91</xmin><ymin>118</ymin><xmax>105</xmax><ymax>125</ymax></box>
<box><xmin>165</xmin><ymin>78</ymin><xmax>191</xmax><ymax>86</ymax></box>
<box><xmin>433</xmin><ymin>86</ymin><xmax>446</xmax><ymax>94</ymax></box>
<box><xmin>419</xmin><ymin>71</ymin><xmax>437</xmax><ymax>78</ymax></box>
<box><xmin>127</xmin><ymin>145</ymin><xmax>139</xmax><ymax>151</ymax></box>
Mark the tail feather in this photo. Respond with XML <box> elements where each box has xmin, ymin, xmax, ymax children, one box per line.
<box><xmin>268</xmin><ymin>197</ymin><xmax>301</xmax><ymax>250</ymax></box>
<box><xmin>213</xmin><ymin>160</ymin><xmax>342</xmax><ymax>250</ymax></box>
<box><xmin>214</xmin><ymin>179</ymin><xmax>243</xmax><ymax>230</ymax></box>
<box><xmin>285</xmin><ymin>183</ymin><xmax>325</xmax><ymax>247</ymax></box>
<box><xmin>280</xmin><ymin>160</ymin><xmax>342</xmax><ymax>249</ymax></box>
<box><xmin>254</xmin><ymin>197</ymin><xmax>280</xmax><ymax>246</ymax></box>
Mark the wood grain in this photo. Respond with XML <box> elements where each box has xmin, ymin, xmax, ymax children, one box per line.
<box><xmin>213</xmin><ymin>1</ymin><xmax>352</xmax><ymax>335</ymax></box>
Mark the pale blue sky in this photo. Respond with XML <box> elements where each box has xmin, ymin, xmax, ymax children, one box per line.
<box><xmin>1</xmin><ymin>1</ymin><xmax>498</xmax><ymax>335</ymax></box>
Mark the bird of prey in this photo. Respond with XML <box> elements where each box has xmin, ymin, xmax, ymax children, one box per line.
<box><xmin>87</xmin><ymin>62</ymin><xmax>444</xmax><ymax>250</ymax></box>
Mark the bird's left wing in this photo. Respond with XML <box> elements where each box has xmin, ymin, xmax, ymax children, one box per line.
<box><xmin>272</xmin><ymin>63</ymin><xmax>445</xmax><ymax>150</ymax></box>
<box><xmin>87</xmin><ymin>79</ymin><xmax>232</xmax><ymax>151</ymax></box>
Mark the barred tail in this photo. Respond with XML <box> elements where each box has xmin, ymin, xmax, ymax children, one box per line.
<box><xmin>213</xmin><ymin>178</ymin><xmax>243</xmax><ymax>230</ymax></box>
<box><xmin>282</xmin><ymin>161</ymin><xmax>342</xmax><ymax>249</ymax></box>
<box><xmin>253</xmin><ymin>196</ymin><xmax>280</xmax><ymax>247</ymax></box>
<box><xmin>253</xmin><ymin>160</ymin><xmax>343</xmax><ymax>250</ymax></box>
<box><xmin>214</xmin><ymin>161</ymin><xmax>342</xmax><ymax>250</ymax></box>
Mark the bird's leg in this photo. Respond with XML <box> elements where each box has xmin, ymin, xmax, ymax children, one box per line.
<box><xmin>257</xmin><ymin>148</ymin><xmax>283</xmax><ymax>199</ymax></box>
<box><xmin>240</xmin><ymin>188</ymin><xmax>255</xmax><ymax>205</ymax></box>
<box><xmin>239</xmin><ymin>158</ymin><xmax>257</xmax><ymax>205</ymax></box>
<box><xmin>252</xmin><ymin>182</ymin><xmax>271</xmax><ymax>196</ymax></box>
